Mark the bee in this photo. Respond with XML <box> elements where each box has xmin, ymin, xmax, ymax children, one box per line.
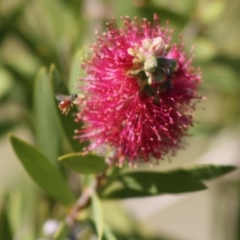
<box><xmin>157</xmin><ymin>57</ymin><xmax>177</xmax><ymax>92</ymax></box>
<box><xmin>157</xmin><ymin>57</ymin><xmax>177</xmax><ymax>72</ymax></box>
<box><xmin>162</xmin><ymin>68</ymin><xmax>172</xmax><ymax>91</ymax></box>
<box><xmin>56</xmin><ymin>93</ymin><xmax>78</xmax><ymax>114</ymax></box>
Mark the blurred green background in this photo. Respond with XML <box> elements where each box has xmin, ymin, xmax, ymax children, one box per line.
<box><xmin>1</xmin><ymin>0</ymin><xmax>240</xmax><ymax>239</ymax></box>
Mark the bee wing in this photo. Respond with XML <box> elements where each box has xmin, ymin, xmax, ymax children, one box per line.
<box><xmin>55</xmin><ymin>94</ymin><xmax>67</xmax><ymax>101</ymax></box>
<box><xmin>157</xmin><ymin>57</ymin><xmax>177</xmax><ymax>70</ymax></box>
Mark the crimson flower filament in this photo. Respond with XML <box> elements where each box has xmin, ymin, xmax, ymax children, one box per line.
<box><xmin>74</xmin><ymin>14</ymin><xmax>202</xmax><ymax>166</ymax></box>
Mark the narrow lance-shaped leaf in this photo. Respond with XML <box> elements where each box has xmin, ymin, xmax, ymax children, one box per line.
<box><xmin>68</xmin><ymin>49</ymin><xmax>87</xmax><ymax>94</ymax></box>
<box><xmin>58</xmin><ymin>153</ymin><xmax>107</xmax><ymax>174</ymax></box>
<box><xmin>175</xmin><ymin>164</ymin><xmax>237</xmax><ymax>181</ymax></box>
<box><xmin>34</xmin><ymin>67</ymin><xmax>62</xmax><ymax>164</ymax></box>
<box><xmin>9</xmin><ymin>134</ymin><xmax>75</xmax><ymax>205</ymax></box>
<box><xmin>101</xmin><ymin>164</ymin><xmax>237</xmax><ymax>199</ymax></box>
<box><xmin>235</xmin><ymin>185</ymin><xmax>240</xmax><ymax>240</ymax></box>
<box><xmin>49</xmin><ymin>64</ymin><xmax>86</xmax><ymax>152</ymax></box>
<box><xmin>91</xmin><ymin>193</ymin><xmax>104</xmax><ymax>240</ymax></box>
<box><xmin>8</xmin><ymin>190</ymin><xmax>25</xmax><ymax>237</ymax></box>
<box><xmin>0</xmin><ymin>198</ymin><xmax>13</xmax><ymax>240</ymax></box>
<box><xmin>101</xmin><ymin>171</ymin><xmax>207</xmax><ymax>199</ymax></box>
<box><xmin>103</xmin><ymin>225</ymin><xmax>118</xmax><ymax>240</ymax></box>
<box><xmin>0</xmin><ymin>71</ymin><xmax>13</xmax><ymax>103</ymax></box>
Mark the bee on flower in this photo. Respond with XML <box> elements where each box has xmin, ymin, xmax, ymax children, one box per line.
<box><xmin>74</xmin><ymin>14</ymin><xmax>202</xmax><ymax>166</ymax></box>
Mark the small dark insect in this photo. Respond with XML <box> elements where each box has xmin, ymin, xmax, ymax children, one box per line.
<box><xmin>157</xmin><ymin>57</ymin><xmax>177</xmax><ymax>72</ymax></box>
<box><xmin>157</xmin><ymin>57</ymin><xmax>177</xmax><ymax>92</ymax></box>
<box><xmin>165</xmin><ymin>68</ymin><xmax>172</xmax><ymax>89</ymax></box>
<box><xmin>159</xmin><ymin>68</ymin><xmax>173</xmax><ymax>92</ymax></box>
<box><xmin>56</xmin><ymin>93</ymin><xmax>78</xmax><ymax>114</ymax></box>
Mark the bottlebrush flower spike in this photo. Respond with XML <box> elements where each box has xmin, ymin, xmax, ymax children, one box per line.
<box><xmin>74</xmin><ymin>14</ymin><xmax>202</xmax><ymax>166</ymax></box>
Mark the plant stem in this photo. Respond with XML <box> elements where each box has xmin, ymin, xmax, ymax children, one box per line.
<box><xmin>65</xmin><ymin>171</ymin><xmax>106</xmax><ymax>227</ymax></box>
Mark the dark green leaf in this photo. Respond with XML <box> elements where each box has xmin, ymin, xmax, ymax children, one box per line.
<box><xmin>9</xmin><ymin>134</ymin><xmax>75</xmax><ymax>205</ymax></box>
<box><xmin>177</xmin><ymin>164</ymin><xmax>237</xmax><ymax>181</ymax></box>
<box><xmin>34</xmin><ymin>67</ymin><xmax>62</xmax><ymax>164</ymax></box>
<box><xmin>101</xmin><ymin>171</ymin><xmax>206</xmax><ymax>199</ymax></box>
<box><xmin>91</xmin><ymin>193</ymin><xmax>103</xmax><ymax>240</ymax></box>
<box><xmin>58</xmin><ymin>153</ymin><xmax>106</xmax><ymax>174</ymax></box>
<box><xmin>0</xmin><ymin>201</ymin><xmax>13</xmax><ymax>240</ymax></box>
<box><xmin>0</xmin><ymin>71</ymin><xmax>13</xmax><ymax>103</ymax></box>
<box><xmin>0</xmin><ymin>121</ymin><xmax>16</xmax><ymax>137</ymax></box>
<box><xmin>0</xmin><ymin>0</ymin><xmax>31</xmax><ymax>44</ymax></box>
<box><xmin>49</xmin><ymin>64</ymin><xmax>86</xmax><ymax>152</ymax></box>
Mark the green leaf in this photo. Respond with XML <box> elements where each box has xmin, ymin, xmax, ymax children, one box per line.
<box><xmin>53</xmin><ymin>221</ymin><xmax>68</xmax><ymax>240</ymax></box>
<box><xmin>7</xmin><ymin>191</ymin><xmax>23</xmax><ymax>237</ymax></box>
<box><xmin>34</xmin><ymin>67</ymin><xmax>62</xmax><ymax>164</ymax></box>
<box><xmin>0</xmin><ymin>0</ymin><xmax>31</xmax><ymax>45</ymax></box>
<box><xmin>103</xmin><ymin>225</ymin><xmax>118</xmax><ymax>240</ymax></box>
<box><xmin>68</xmin><ymin>49</ymin><xmax>86</xmax><ymax>94</ymax></box>
<box><xmin>0</xmin><ymin>120</ymin><xmax>16</xmax><ymax>137</ymax></box>
<box><xmin>91</xmin><ymin>193</ymin><xmax>104</xmax><ymax>240</ymax></box>
<box><xmin>101</xmin><ymin>171</ymin><xmax>207</xmax><ymax>199</ymax></box>
<box><xmin>178</xmin><ymin>164</ymin><xmax>237</xmax><ymax>181</ymax></box>
<box><xmin>9</xmin><ymin>134</ymin><xmax>75</xmax><ymax>205</ymax></box>
<box><xmin>0</xmin><ymin>200</ymin><xmax>13</xmax><ymax>240</ymax></box>
<box><xmin>58</xmin><ymin>153</ymin><xmax>106</xmax><ymax>174</ymax></box>
<box><xmin>235</xmin><ymin>186</ymin><xmax>240</xmax><ymax>240</ymax></box>
<box><xmin>0</xmin><ymin>69</ymin><xmax>13</xmax><ymax>102</ymax></box>
<box><xmin>49</xmin><ymin>64</ymin><xmax>86</xmax><ymax>152</ymax></box>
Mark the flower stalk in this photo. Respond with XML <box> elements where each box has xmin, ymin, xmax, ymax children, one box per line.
<box><xmin>66</xmin><ymin>171</ymin><xmax>107</xmax><ymax>227</ymax></box>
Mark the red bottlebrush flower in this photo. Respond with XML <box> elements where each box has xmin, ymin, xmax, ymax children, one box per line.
<box><xmin>74</xmin><ymin>14</ymin><xmax>202</xmax><ymax>166</ymax></box>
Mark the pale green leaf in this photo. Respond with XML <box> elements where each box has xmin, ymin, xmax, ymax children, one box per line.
<box><xmin>91</xmin><ymin>193</ymin><xmax>103</xmax><ymax>240</ymax></box>
<box><xmin>103</xmin><ymin>225</ymin><xmax>118</xmax><ymax>240</ymax></box>
<box><xmin>58</xmin><ymin>153</ymin><xmax>106</xmax><ymax>174</ymax></box>
<box><xmin>68</xmin><ymin>49</ymin><xmax>87</xmax><ymax>94</ymax></box>
<box><xmin>34</xmin><ymin>67</ymin><xmax>62</xmax><ymax>164</ymax></box>
<box><xmin>9</xmin><ymin>134</ymin><xmax>75</xmax><ymax>205</ymax></box>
